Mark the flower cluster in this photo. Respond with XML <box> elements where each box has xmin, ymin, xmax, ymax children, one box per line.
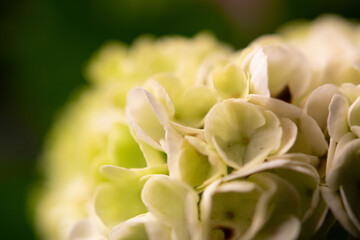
<box><xmin>36</xmin><ymin>15</ymin><xmax>360</xmax><ymax>240</ymax></box>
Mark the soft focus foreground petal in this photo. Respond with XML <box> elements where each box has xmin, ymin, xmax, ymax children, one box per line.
<box><xmin>326</xmin><ymin>135</ymin><xmax>360</xmax><ymax>190</ymax></box>
<box><xmin>69</xmin><ymin>219</ymin><xmax>107</xmax><ymax>240</ymax></box>
<box><xmin>340</xmin><ymin>184</ymin><xmax>360</xmax><ymax>232</ymax></box>
<box><xmin>304</xmin><ymin>84</ymin><xmax>339</xmax><ymax>132</ymax></box>
<box><xmin>328</xmin><ymin>94</ymin><xmax>350</xmax><ymax>142</ymax></box>
<box><xmin>249</xmin><ymin>95</ymin><xmax>327</xmax><ymax>156</ymax></box>
<box><xmin>94</xmin><ymin>166</ymin><xmax>148</xmax><ymax>227</ymax></box>
<box><xmin>321</xmin><ymin>186</ymin><xmax>360</xmax><ymax>237</ymax></box>
<box><xmin>267</xmin><ymin>153</ymin><xmax>320</xmax><ymax>168</ymax></box>
<box><xmin>109</xmin><ymin>213</ymin><xmax>172</xmax><ymax>240</ymax></box>
<box><xmin>201</xmin><ymin>160</ymin><xmax>316</xmax><ymax>240</ymax></box>
<box><xmin>242</xmin><ymin>172</ymin><xmax>301</xmax><ymax>240</ymax></box>
<box><xmin>201</xmin><ymin>180</ymin><xmax>263</xmax><ymax>240</ymax></box>
<box><xmin>340</xmin><ymin>83</ymin><xmax>360</xmax><ymax>104</ymax></box>
<box><xmin>107</xmin><ymin>123</ymin><xmax>147</xmax><ymax>168</ymax></box>
<box><xmin>301</xmin><ymin>194</ymin><xmax>328</xmax><ymax>238</ymax></box>
<box><xmin>141</xmin><ymin>175</ymin><xmax>200</xmax><ymax>240</ymax></box>
<box><xmin>252</xmin><ymin>215</ymin><xmax>301</xmax><ymax>240</ymax></box>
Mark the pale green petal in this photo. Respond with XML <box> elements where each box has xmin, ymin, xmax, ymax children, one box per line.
<box><xmin>328</xmin><ymin>94</ymin><xmax>350</xmax><ymax>142</ymax></box>
<box><xmin>126</xmin><ymin>87</ymin><xmax>167</xmax><ymax>150</ymax></box>
<box><xmin>205</xmin><ymin>99</ymin><xmax>281</xmax><ymax>168</ymax></box>
<box><xmin>141</xmin><ymin>175</ymin><xmax>200</xmax><ymax>240</ymax></box>
<box><xmin>211</xmin><ymin>63</ymin><xmax>249</xmax><ymax>99</ymax></box>
<box><xmin>144</xmin><ymin>77</ymin><xmax>176</xmax><ymax>118</ymax></box>
<box><xmin>177</xmin><ymin>136</ymin><xmax>226</xmax><ymax>189</ymax></box>
<box><xmin>304</xmin><ymin>84</ymin><xmax>339</xmax><ymax>132</ymax></box>
<box><xmin>107</xmin><ymin>123</ymin><xmax>147</xmax><ymax>168</ymax></box>
<box><xmin>174</xmin><ymin>86</ymin><xmax>219</xmax><ymax>127</ymax></box>
<box><xmin>94</xmin><ymin>167</ymin><xmax>147</xmax><ymax>227</ymax></box>
<box><xmin>138</xmin><ymin>142</ymin><xmax>167</xmax><ymax>167</ymax></box>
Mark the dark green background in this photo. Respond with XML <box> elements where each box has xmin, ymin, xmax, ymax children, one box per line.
<box><xmin>0</xmin><ymin>0</ymin><xmax>359</xmax><ymax>239</ymax></box>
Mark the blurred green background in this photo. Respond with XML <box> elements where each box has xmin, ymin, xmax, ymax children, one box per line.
<box><xmin>0</xmin><ymin>0</ymin><xmax>359</xmax><ymax>239</ymax></box>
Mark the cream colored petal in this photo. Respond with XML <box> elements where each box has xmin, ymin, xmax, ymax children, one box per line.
<box><xmin>263</xmin><ymin>44</ymin><xmax>311</xmax><ymax>99</ymax></box>
<box><xmin>249</xmin><ymin>95</ymin><xmax>328</xmax><ymax>156</ymax></box>
<box><xmin>304</xmin><ymin>84</ymin><xmax>339</xmax><ymax>132</ymax></box>
<box><xmin>272</xmin><ymin>118</ymin><xmax>297</xmax><ymax>156</ymax></box>
<box><xmin>340</xmin><ymin>83</ymin><xmax>360</xmax><ymax>103</ymax></box>
<box><xmin>348</xmin><ymin>96</ymin><xmax>360</xmax><ymax>127</ymax></box>
<box><xmin>328</xmin><ymin>94</ymin><xmax>350</xmax><ymax>142</ymax></box>
<box><xmin>350</xmin><ymin>126</ymin><xmax>360</xmax><ymax>138</ymax></box>
<box><xmin>69</xmin><ymin>219</ymin><xmax>107</xmax><ymax>240</ymax></box>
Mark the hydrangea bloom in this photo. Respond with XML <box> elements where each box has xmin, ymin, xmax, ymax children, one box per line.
<box><xmin>35</xmin><ymin>16</ymin><xmax>360</xmax><ymax>240</ymax></box>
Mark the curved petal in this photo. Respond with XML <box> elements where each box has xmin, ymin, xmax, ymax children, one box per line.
<box><xmin>141</xmin><ymin>175</ymin><xmax>200</xmax><ymax>240</ymax></box>
<box><xmin>210</xmin><ymin>63</ymin><xmax>249</xmax><ymax>99</ymax></box>
<box><xmin>328</xmin><ymin>94</ymin><xmax>350</xmax><ymax>142</ymax></box>
<box><xmin>348</xmin><ymin>96</ymin><xmax>360</xmax><ymax>127</ymax></box>
<box><xmin>272</xmin><ymin>118</ymin><xmax>297</xmax><ymax>156</ymax></box>
<box><xmin>126</xmin><ymin>87</ymin><xmax>168</xmax><ymax>150</ymax></box>
<box><xmin>109</xmin><ymin>213</ymin><xmax>171</xmax><ymax>240</ymax></box>
<box><xmin>249</xmin><ymin>94</ymin><xmax>328</xmax><ymax>156</ymax></box>
<box><xmin>304</xmin><ymin>84</ymin><xmax>339</xmax><ymax>132</ymax></box>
